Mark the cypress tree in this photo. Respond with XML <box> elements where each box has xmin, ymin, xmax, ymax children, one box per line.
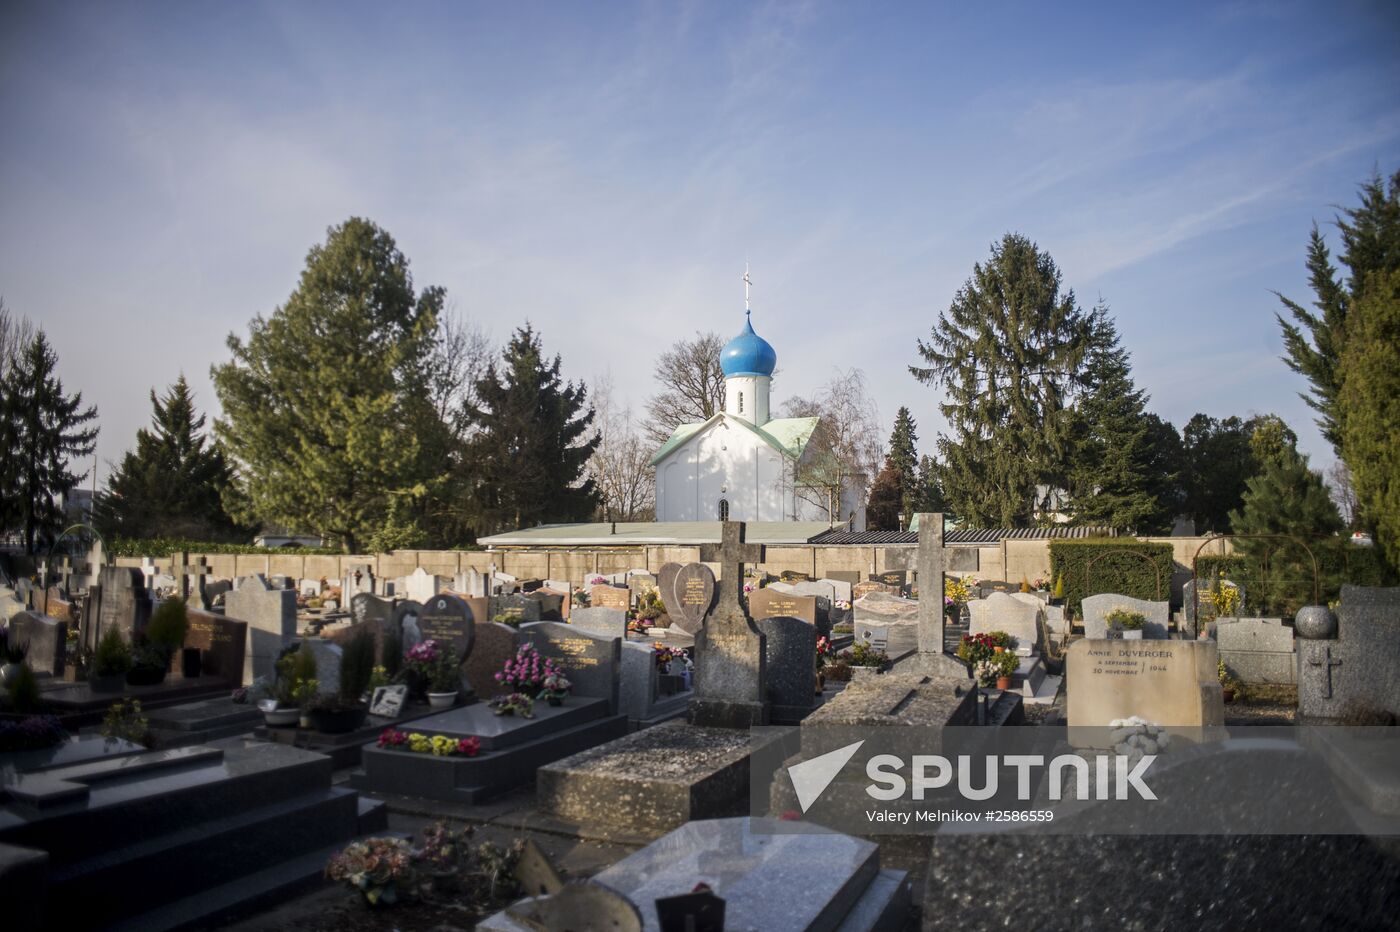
<box><xmin>94</xmin><ymin>376</ymin><xmax>252</xmax><ymax>542</ymax></box>
<box><xmin>463</xmin><ymin>325</ymin><xmax>598</xmax><ymax>533</ymax></box>
<box><xmin>1338</xmin><ymin>267</ymin><xmax>1400</xmax><ymax>574</ymax></box>
<box><xmin>912</xmin><ymin>233</ymin><xmax>1091</xmax><ymax>526</ymax></box>
<box><xmin>1</xmin><ymin>331</ymin><xmax>99</xmax><ymax>554</ymax></box>
<box><xmin>212</xmin><ymin>217</ymin><xmax>445</xmax><ymax>552</ymax></box>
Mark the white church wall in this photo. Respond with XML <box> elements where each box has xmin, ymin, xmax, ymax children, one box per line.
<box><xmin>723</xmin><ymin>374</ymin><xmax>771</xmax><ymax>427</ymax></box>
<box><xmin>656</xmin><ymin>419</ymin><xmax>795</xmax><ymax>522</ymax></box>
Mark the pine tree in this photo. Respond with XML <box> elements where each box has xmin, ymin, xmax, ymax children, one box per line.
<box><xmin>94</xmin><ymin>376</ymin><xmax>252</xmax><ymax>542</ymax></box>
<box><xmin>1181</xmin><ymin>414</ymin><xmax>1265</xmax><ymax>534</ymax></box>
<box><xmin>865</xmin><ymin>464</ymin><xmax>903</xmax><ymax>532</ymax></box>
<box><xmin>1066</xmin><ymin>312</ymin><xmax>1171</xmax><ymax>532</ymax></box>
<box><xmin>1338</xmin><ymin>267</ymin><xmax>1400</xmax><ymax>574</ymax></box>
<box><xmin>915</xmin><ymin>454</ymin><xmax>947</xmax><ymax>514</ymax></box>
<box><xmin>886</xmin><ymin>407</ymin><xmax>920</xmax><ymax>526</ymax></box>
<box><xmin>1</xmin><ymin>331</ymin><xmax>99</xmax><ymax>554</ymax></box>
<box><xmin>462</xmin><ymin>325</ymin><xmax>598</xmax><ymax>533</ymax></box>
<box><xmin>1229</xmin><ymin>447</ymin><xmax>1343</xmax><ymax>617</ymax></box>
<box><xmin>912</xmin><ymin>233</ymin><xmax>1092</xmax><ymax>526</ymax></box>
<box><xmin>1276</xmin><ymin>170</ymin><xmax>1400</xmax><ymax>453</ymax></box>
<box><xmin>212</xmin><ymin>217</ymin><xmax>445</xmax><ymax>552</ymax></box>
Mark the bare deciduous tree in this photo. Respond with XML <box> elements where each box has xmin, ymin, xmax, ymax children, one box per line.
<box><xmin>424</xmin><ymin>308</ymin><xmax>492</xmax><ymax>444</ymax></box>
<box><xmin>1326</xmin><ymin>459</ymin><xmax>1360</xmax><ymax>529</ymax></box>
<box><xmin>0</xmin><ymin>297</ymin><xmax>35</xmax><ymax>377</ymax></box>
<box><xmin>588</xmin><ymin>375</ymin><xmax>656</xmax><ymax>521</ymax></box>
<box><xmin>644</xmin><ymin>331</ymin><xmax>726</xmax><ymax>445</ymax></box>
<box><xmin>783</xmin><ymin>368</ymin><xmax>883</xmax><ymax>523</ymax></box>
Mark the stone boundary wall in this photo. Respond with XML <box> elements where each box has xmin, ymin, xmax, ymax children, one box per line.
<box><xmin>112</xmin><ymin>536</ymin><xmax>1230</xmax><ymax>589</ymax></box>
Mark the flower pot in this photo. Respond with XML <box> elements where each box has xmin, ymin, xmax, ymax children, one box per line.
<box><xmin>263</xmin><ymin>707</ymin><xmax>300</xmax><ymax>727</ymax></box>
<box><xmin>308</xmin><ymin>707</ymin><xmax>368</xmax><ymax>734</ymax></box>
<box><xmin>546</xmin><ymin>696</ymin><xmax>563</xmax><ymax>707</ymax></box>
<box><xmin>995</xmin><ymin>675</ymin><xmax>1012</xmax><ymax>690</ymax></box>
<box><xmin>299</xmin><ymin>713</ymin><xmax>312</xmax><ymax>729</ymax></box>
<box><xmin>181</xmin><ymin>648</ymin><xmax>203</xmax><ymax>679</ymax></box>
<box><xmin>126</xmin><ymin>665</ymin><xmax>167</xmax><ymax>687</ymax></box>
<box><xmin>427</xmin><ymin>691</ymin><xmax>458</xmax><ymax>710</ymax></box>
<box><xmin>0</xmin><ymin>663</ymin><xmax>19</xmax><ymax>687</ymax></box>
<box><xmin>1122</xmin><ymin>630</ymin><xmax>1143</xmax><ymax>641</ymax></box>
<box><xmin>993</xmin><ymin>646</ymin><xmax>1005</xmax><ymax>654</ymax></box>
<box><xmin>90</xmin><ymin>672</ymin><xmax>126</xmax><ymax>693</ymax></box>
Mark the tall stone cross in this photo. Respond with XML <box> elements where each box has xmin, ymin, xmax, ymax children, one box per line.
<box><xmin>912</xmin><ymin>512</ymin><xmax>970</xmax><ymax>678</ymax></box>
<box><xmin>1307</xmin><ymin>645</ymin><xmax>1342</xmax><ymax>699</ymax></box>
<box><xmin>689</xmin><ymin>520</ymin><xmax>770</xmax><ymax>729</ymax></box>
<box><xmin>170</xmin><ymin>551</ymin><xmax>210</xmax><ymax>605</ymax></box>
<box><xmin>699</xmin><ymin>520</ymin><xmax>764</xmax><ymax>617</ymax></box>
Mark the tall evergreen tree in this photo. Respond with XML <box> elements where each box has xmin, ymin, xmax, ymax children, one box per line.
<box><xmin>94</xmin><ymin>376</ymin><xmax>252</xmax><ymax>542</ymax></box>
<box><xmin>1276</xmin><ymin>170</ymin><xmax>1400</xmax><ymax>453</ymax></box>
<box><xmin>1</xmin><ymin>331</ymin><xmax>99</xmax><ymax>553</ymax></box>
<box><xmin>212</xmin><ymin>217</ymin><xmax>445</xmax><ymax>552</ymax></box>
<box><xmin>1338</xmin><ymin>267</ymin><xmax>1400</xmax><ymax>574</ymax></box>
<box><xmin>462</xmin><ymin>325</ymin><xmax>598</xmax><ymax>533</ymax></box>
<box><xmin>886</xmin><ymin>407</ymin><xmax>920</xmax><ymax>526</ymax></box>
<box><xmin>1181</xmin><ymin>414</ymin><xmax>1266</xmax><ymax>534</ymax></box>
<box><xmin>915</xmin><ymin>454</ymin><xmax>947</xmax><ymax>515</ymax></box>
<box><xmin>1067</xmin><ymin>312</ymin><xmax>1173</xmax><ymax>532</ymax></box>
<box><xmin>865</xmin><ymin>464</ymin><xmax>903</xmax><ymax>532</ymax></box>
<box><xmin>912</xmin><ymin>233</ymin><xmax>1092</xmax><ymax>526</ymax></box>
<box><xmin>1229</xmin><ymin>447</ymin><xmax>1343</xmax><ymax>617</ymax></box>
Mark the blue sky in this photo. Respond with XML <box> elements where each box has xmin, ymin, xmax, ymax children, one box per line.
<box><xmin>3</xmin><ymin>1</ymin><xmax>1398</xmax><ymax>487</ymax></box>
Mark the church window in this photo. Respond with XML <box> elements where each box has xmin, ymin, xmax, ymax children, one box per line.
<box><xmin>738</xmin><ymin>391</ymin><xmax>744</xmax><ymax>414</ymax></box>
<box><xmin>718</xmin><ymin>499</ymin><xmax>730</xmax><ymax>520</ymax></box>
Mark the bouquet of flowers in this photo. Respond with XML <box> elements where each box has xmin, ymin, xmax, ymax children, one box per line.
<box><xmin>494</xmin><ymin>643</ymin><xmax>566</xmax><ymax>697</ymax></box>
<box><xmin>489</xmin><ymin>692</ymin><xmax>534</xmax><ymax>718</ymax></box>
<box><xmin>538</xmin><ymin>671</ymin><xmax>572</xmax><ymax>704</ymax></box>
<box><xmin>325</xmin><ymin>837</ymin><xmax>416</xmax><ymax>906</ymax></box>
<box><xmin>955</xmin><ymin>631</ymin><xmax>1015</xmax><ymax>666</ymax></box>
<box><xmin>815</xmin><ymin>635</ymin><xmax>835</xmax><ymax>669</ymax></box>
<box><xmin>653</xmin><ymin>641</ymin><xmax>675</xmax><ymax>672</ymax></box>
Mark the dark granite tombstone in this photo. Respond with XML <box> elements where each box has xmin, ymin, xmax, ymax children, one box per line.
<box><xmin>350</xmin><ymin>592</ymin><xmax>397</xmax><ymax>628</ymax></box>
<box><xmin>590</xmin><ymin>585</ymin><xmax>630</xmax><ymax>611</ymax></box>
<box><xmin>464</xmin><ymin>622</ymin><xmax>520</xmax><ymax>701</ymax></box>
<box><xmin>520</xmin><ymin>621</ymin><xmax>622</xmax><ymax>714</ymax></box>
<box><xmin>201</xmin><ymin>578</ymin><xmax>232</xmax><ymax>609</ymax></box>
<box><xmin>8</xmin><ymin>611</ymin><xmax>67</xmax><ymax>677</ymax></box>
<box><xmin>526</xmin><ymin>589</ymin><xmax>566</xmax><ymax>621</ymax></box>
<box><xmin>94</xmin><ymin>566</ymin><xmax>152</xmax><ymax>647</ymax></box>
<box><xmin>668</xmin><ymin>563</ymin><xmax>716</xmax><ymax>635</ymax></box>
<box><xmin>1299</xmin><ymin>585</ymin><xmax>1400</xmax><ymax>722</ymax></box>
<box><xmin>418</xmin><ymin>593</ymin><xmax>476</xmax><ymax>662</ymax></box>
<box><xmin>185</xmin><ymin>609</ymin><xmax>248</xmax><ymax>682</ymax></box>
<box><xmin>491</xmin><ymin>593</ymin><xmax>542</xmax><ymax>625</ymax></box>
<box><xmin>871</xmin><ymin>570</ymin><xmax>907</xmax><ymax>587</ymax></box>
<box><xmin>759</xmin><ymin>615</ymin><xmax>816</xmax><ymax>724</ymax></box>
<box><xmin>519</xmin><ymin>578</ymin><xmax>544</xmax><ymax>593</ymax></box>
<box><xmin>688</xmin><ymin>521</ymin><xmax>769</xmax><ymax>729</ymax></box>
<box><xmin>657</xmin><ymin>561</ymin><xmax>683</xmax><ymax>611</ymax></box>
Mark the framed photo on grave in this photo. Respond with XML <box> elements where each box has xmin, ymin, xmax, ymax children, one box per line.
<box><xmin>369</xmin><ymin>684</ymin><xmax>408</xmax><ymax>718</ymax></box>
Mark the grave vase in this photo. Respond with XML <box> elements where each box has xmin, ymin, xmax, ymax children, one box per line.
<box><xmin>1122</xmin><ymin>630</ymin><xmax>1143</xmax><ymax>641</ymax></box>
<box><xmin>995</xmin><ymin>675</ymin><xmax>1011</xmax><ymax>690</ymax></box>
<box><xmin>0</xmin><ymin>662</ymin><xmax>19</xmax><ymax>687</ymax></box>
<box><xmin>427</xmin><ymin>690</ymin><xmax>458</xmax><ymax>710</ymax></box>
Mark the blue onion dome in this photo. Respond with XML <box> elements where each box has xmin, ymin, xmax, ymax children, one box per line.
<box><xmin>720</xmin><ymin>311</ymin><xmax>777</xmax><ymax>377</ymax></box>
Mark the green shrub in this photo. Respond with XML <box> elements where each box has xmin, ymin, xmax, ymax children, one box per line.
<box><xmin>1048</xmin><ymin>539</ymin><xmax>1174</xmax><ymax>617</ymax></box>
<box><xmin>145</xmin><ymin>598</ymin><xmax>190</xmax><ymax>656</ymax></box>
<box><xmin>1196</xmin><ymin>540</ymin><xmax>1394</xmax><ymax>616</ymax></box>
<box><xmin>340</xmin><ymin>629</ymin><xmax>376</xmax><ymax>702</ymax></box>
<box><xmin>106</xmin><ymin>537</ymin><xmax>342</xmax><ymax>557</ymax></box>
<box><xmin>6</xmin><ymin>663</ymin><xmax>42</xmax><ymax>713</ymax></box>
<box><xmin>101</xmin><ymin>698</ymin><xmax>149</xmax><ymax>746</ymax></box>
<box><xmin>94</xmin><ymin>626</ymin><xmax>133</xmax><ymax>676</ymax></box>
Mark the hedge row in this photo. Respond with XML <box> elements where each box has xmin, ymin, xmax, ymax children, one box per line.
<box><xmin>104</xmin><ymin>538</ymin><xmax>344</xmax><ymax>557</ymax></box>
<box><xmin>1048</xmin><ymin>539</ymin><xmax>1176</xmax><ymax>617</ymax></box>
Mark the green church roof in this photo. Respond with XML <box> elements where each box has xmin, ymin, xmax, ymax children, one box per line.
<box><xmin>649</xmin><ymin>414</ymin><xmax>820</xmax><ymax>466</ymax></box>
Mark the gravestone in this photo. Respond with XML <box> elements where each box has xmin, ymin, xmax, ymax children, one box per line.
<box><xmin>667</xmin><ymin>563</ymin><xmax>716</xmax><ymax>636</ymax></box>
<box><xmin>343</xmin><ymin>563</ymin><xmax>375</xmax><ymax>598</ymax></box>
<box><xmin>968</xmin><ymin>592</ymin><xmax>1041</xmax><ymax>653</ymax></box>
<box><xmin>747</xmin><ymin>588</ymin><xmax>818</xmax><ymax>627</ymax></box>
<box><xmin>7</xmin><ymin>611</ymin><xmax>67</xmax><ymax>677</ymax></box>
<box><xmin>569</xmin><ymin>607</ymin><xmax>628</xmax><ymax>640</ymax></box>
<box><xmin>93</xmin><ymin>566</ymin><xmax>152</xmax><ymax>647</ymax></box>
<box><xmin>298</xmin><ymin>579</ymin><xmax>321</xmax><ymax>598</ymax></box>
<box><xmin>526</xmin><ymin>588</ymin><xmax>566</xmax><ymax>621</ymax></box>
<box><xmin>391</xmin><ymin>600</ymin><xmax>425</xmax><ymax>650</ymax></box>
<box><xmin>589</xmin><ymin>584</ymin><xmax>630</xmax><ymax>612</ymax></box>
<box><xmin>225</xmin><ymin>574</ymin><xmax>297</xmax><ymax>684</ymax></box>
<box><xmin>688</xmin><ymin>521</ymin><xmax>769</xmax><ymax>729</ymax></box>
<box><xmin>791</xmin><ymin>579</ymin><xmax>836</xmax><ymax>603</ymax></box>
<box><xmin>820</xmin><ymin>577</ymin><xmax>853</xmax><ymax>603</ymax></box>
<box><xmin>627</xmin><ymin>573</ymin><xmax>658</xmax><ymax>599</ymax></box>
<box><xmin>852</xmin><ymin>580</ymin><xmax>899</xmax><ymax>599</ymax></box>
<box><xmin>1065</xmin><ymin>638</ymin><xmax>1224</xmax><ymax>744</ymax></box>
<box><xmin>853</xmin><ymin>591</ymin><xmax>920</xmax><ymax>658</ymax></box>
<box><xmin>404</xmin><ymin>567</ymin><xmax>447</xmax><ymax>604</ymax></box>
<box><xmin>871</xmin><ymin>570</ymin><xmax>907</xmax><ymax>588</ymax></box>
<box><xmin>825</xmin><ymin>570</ymin><xmax>861</xmax><ymax>585</ymax></box>
<box><xmin>185</xmin><ymin>609</ymin><xmax>247</xmax><ymax>682</ymax></box>
<box><xmin>1081</xmin><ymin>593</ymin><xmax>1171</xmax><ymax>640</ymax></box>
<box><xmin>657</xmin><ymin>562</ymin><xmax>683</xmax><ymax>612</ymax></box>
<box><xmin>1298</xmin><ymin>585</ymin><xmax>1400</xmax><ymax>722</ymax></box>
<box><xmin>491</xmin><ymin>593</ymin><xmax>542</xmax><ymax>625</ymax></box>
<box><xmin>1216</xmin><ymin>617</ymin><xmax>1296</xmax><ymax>684</ymax></box>
<box><xmin>350</xmin><ymin>592</ymin><xmax>397</xmax><ymax>629</ymax></box>
<box><xmin>759</xmin><ymin>615</ymin><xmax>816</xmax><ymax>724</ymax></box>
<box><xmin>202</xmin><ymin>578</ymin><xmax>232</xmax><ymax>609</ymax></box>
<box><xmin>464</xmin><ymin>622</ymin><xmax>520</xmax><ymax>702</ymax></box>
<box><xmin>306</xmin><ymin>640</ymin><xmax>343</xmax><ymax>696</ymax></box>
<box><xmin>855</xmin><ymin>622</ymin><xmax>889</xmax><ymax>652</ymax></box>
<box><xmin>418</xmin><ymin>593</ymin><xmax>476</xmax><ymax>662</ymax></box>
<box><xmin>455</xmin><ymin>567</ymin><xmax>487</xmax><ymax>597</ymax></box>
<box><xmin>519</xmin><ymin>621</ymin><xmax>621</xmax><ymax>714</ymax></box>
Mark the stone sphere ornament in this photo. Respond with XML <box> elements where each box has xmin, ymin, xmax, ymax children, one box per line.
<box><xmin>1293</xmin><ymin>604</ymin><xmax>1337</xmax><ymax>640</ymax></box>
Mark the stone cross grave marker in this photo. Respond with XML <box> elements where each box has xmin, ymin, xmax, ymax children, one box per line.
<box><xmin>668</xmin><ymin>563</ymin><xmax>716</xmax><ymax>635</ymax></box>
<box><xmin>912</xmin><ymin>512</ymin><xmax>966</xmax><ymax>677</ymax></box>
<box><xmin>168</xmin><ymin>552</ymin><xmax>211</xmax><ymax>606</ymax></box>
<box><xmin>689</xmin><ymin>521</ymin><xmax>769</xmax><ymax>728</ymax></box>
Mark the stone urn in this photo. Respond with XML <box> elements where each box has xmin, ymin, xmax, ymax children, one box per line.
<box><xmin>1294</xmin><ymin>605</ymin><xmax>1337</xmax><ymax>640</ymax></box>
<box><xmin>427</xmin><ymin>690</ymin><xmax>458</xmax><ymax>710</ymax></box>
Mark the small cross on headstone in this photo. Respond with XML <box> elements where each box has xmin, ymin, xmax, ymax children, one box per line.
<box><xmin>1307</xmin><ymin>645</ymin><xmax>1343</xmax><ymax>699</ymax></box>
<box><xmin>699</xmin><ymin>520</ymin><xmax>764</xmax><ymax>615</ymax></box>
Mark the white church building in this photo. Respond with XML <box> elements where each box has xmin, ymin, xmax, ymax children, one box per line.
<box><xmin>650</xmin><ymin>308</ymin><xmax>867</xmax><ymax>528</ymax></box>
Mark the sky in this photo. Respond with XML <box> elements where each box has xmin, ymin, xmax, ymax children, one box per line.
<box><xmin>2</xmin><ymin>0</ymin><xmax>1398</xmax><ymax>490</ymax></box>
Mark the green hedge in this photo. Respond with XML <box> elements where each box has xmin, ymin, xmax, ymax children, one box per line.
<box><xmin>105</xmin><ymin>537</ymin><xmax>344</xmax><ymax>557</ymax></box>
<box><xmin>1048</xmin><ymin>539</ymin><xmax>1175</xmax><ymax>617</ymax></box>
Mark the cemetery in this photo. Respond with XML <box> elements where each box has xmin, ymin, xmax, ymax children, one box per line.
<box><xmin>4</xmin><ymin>510</ymin><xmax>1397</xmax><ymax>931</ymax></box>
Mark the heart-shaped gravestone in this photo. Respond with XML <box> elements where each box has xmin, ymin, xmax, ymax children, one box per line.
<box><xmin>657</xmin><ymin>562</ymin><xmax>682</xmax><ymax>617</ymax></box>
<box><xmin>668</xmin><ymin>563</ymin><xmax>715</xmax><ymax>635</ymax></box>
